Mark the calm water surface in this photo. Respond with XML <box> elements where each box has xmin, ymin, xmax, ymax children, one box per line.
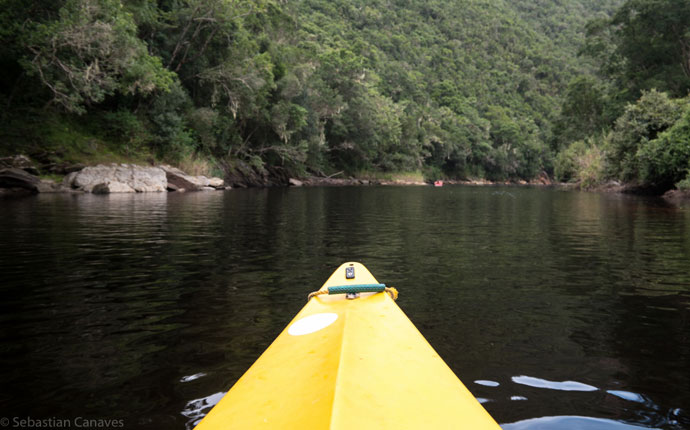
<box><xmin>1</xmin><ymin>186</ymin><xmax>689</xmax><ymax>429</ymax></box>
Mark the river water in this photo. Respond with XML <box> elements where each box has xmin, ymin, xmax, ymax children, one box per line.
<box><xmin>1</xmin><ymin>186</ymin><xmax>689</xmax><ymax>429</ymax></box>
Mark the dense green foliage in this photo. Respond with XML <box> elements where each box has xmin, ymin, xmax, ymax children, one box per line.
<box><xmin>607</xmin><ymin>91</ymin><xmax>685</xmax><ymax>182</ymax></box>
<box><xmin>554</xmin><ymin>138</ymin><xmax>604</xmax><ymax>188</ymax></box>
<box><xmin>3</xmin><ymin>0</ymin><xmax>687</xmax><ymax>189</ymax></box>
<box><xmin>557</xmin><ymin>0</ymin><xmax>690</xmax><ymax>191</ymax></box>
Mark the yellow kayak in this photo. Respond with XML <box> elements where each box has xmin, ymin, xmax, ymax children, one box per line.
<box><xmin>195</xmin><ymin>262</ymin><xmax>501</xmax><ymax>429</ymax></box>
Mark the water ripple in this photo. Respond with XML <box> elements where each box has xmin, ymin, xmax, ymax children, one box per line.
<box><xmin>1</xmin><ymin>187</ymin><xmax>689</xmax><ymax>429</ymax></box>
<box><xmin>607</xmin><ymin>390</ymin><xmax>648</xmax><ymax>404</ymax></box>
<box><xmin>502</xmin><ymin>416</ymin><xmax>660</xmax><ymax>430</ymax></box>
<box><xmin>475</xmin><ymin>380</ymin><xmax>501</xmax><ymax>387</ymax></box>
<box><xmin>511</xmin><ymin>375</ymin><xmax>599</xmax><ymax>392</ymax></box>
<box><xmin>181</xmin><ymin>391</ymin><xmax>225</xmax><ymax>430</ymax></box>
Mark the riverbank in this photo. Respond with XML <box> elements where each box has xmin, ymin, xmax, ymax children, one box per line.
<box><xmin>296</xmin><ymin>175</ymin><xmax>553</xmax><ymax>187</ymax></box>
<box><xmin>0</xmin><ymin>154</ymin><xmax>555</xmax><ymax>197</ymax></box>
<box><xmin>561</xmin><ymin>179</ymin><xmax>690</xmax><ymax>204</ymax></box>
<box><xmin>0</xmin><ymin>155</ymin><xmax>228</xmax><ymax>198</ymax></box>
<box><xmin>3</xmin><ymin>154</ymin><xmax>689</xmax><ymax>205</ymax></box>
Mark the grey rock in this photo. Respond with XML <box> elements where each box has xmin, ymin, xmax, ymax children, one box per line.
<box><xmin>92</xmin><ymin>181</ymin><xmax>136</xmax><ymax>194</ymax></box>
<box><xmin>67</xmin><ymin>164</ymin><xmax>166</xmax><ymax>193</ymax></box>
<box><xmin>0</xmin><ymin>155</ymin><xmax>39</xmax><ymax>175</ymax></box>
<box><xmin>63</xmin><ymin>171</ymin><xmax>79</xmax><ymax>188</ymax></box>
<box><xmin>208</xmin><ymin>177</ymin><xmax>225</xmax><ymax>188</ymax></box>
<box><xmin>42</xmin><ymin>161</ymin><xmax>86</xmax><ymax>175</ymax></box>
<box><xmin>160</xmin><ymin>165</ymin><xmax>206</xmax><ymax>191</ymax></box>
<box><xmin>289</xmin><ymin>178</ymin><xmax>303</xmax><ymax>187</ymax></box>
<box><xmin>159</xmin><ymin>165</ymin><xmax>224</xmax><ymax>191</ymax></box>
<box><xmin>92</xmin><ymin>183</ymin><xmax>110</xmax><ymax>194</ymax></box>
<box><xmin>36</xmin><ymin>179</ymin><xmax>68</xmax><ymax>193</ymax></box>
<box><xmin>0</xmin><ymin>168</ymin><xmax>41</xmax><ymax>191</ymax></box>
<box><xmin>0</xmin><ymin>168</ymin><xmax>74</xmax><ymax>194</ymax></box>
<box><xmin>50</xmin><ymin>162</ymin><xmax>86</xmax><ymax>175</ymax></box>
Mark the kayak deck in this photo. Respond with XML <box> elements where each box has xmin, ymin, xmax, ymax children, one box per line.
<box><xmin>195</xmin><ymin>262</ymin><xmax>501</xmax><ymax>429</ymax></box>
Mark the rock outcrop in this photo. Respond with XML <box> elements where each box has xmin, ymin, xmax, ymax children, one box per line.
<box><xmin>91</xmin><ymin>182</ymin><xmax>136</xmax><ymax>194</ymax></box>
<box><xmin>64</xmin><ymin>164</ymin><xmax>167</xmax><ymax>193</ymax></box>
<box><xmin>160</xmin><ymin>165</ymin><xmax>225</xmax><ymax>191</ymax></box>
<box><xmin>160</xmin><ymin>165</ymin><xmax>204</xmax><ymax>191</ymax></box>
<box><xmin>662</xmin><ymin>189</ymin><xmax>690</xmax><ymax>203</ymax></box>
<box><xmin>0</xmin><ymin>167</ymin><xmax>70</xmax><ymax>196</ymax></box>
<box><xmin>0</xmin><ymin>168</ymin><xmax>42</xmax><ymax>191</ymax></box>
<box><xmin>0</xmin><ymin>156</ymin><xmax>230</xmax><ymax>198</ymax></box>
<box><xmin>0</xmin><ymin>155</ymin><xmax>39</xmax><ymax>175</ymax></box>
<box><xmin>208</xmin><ymin>177</ymin><xmax>224</xmax><ymax>188</ymax></box>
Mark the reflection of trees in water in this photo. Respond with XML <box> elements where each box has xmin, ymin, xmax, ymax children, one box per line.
<box><xmin>611</xmin><ymin>293</ymin><xmax>690</xmax><ymax>428</ymax></box>
<box><xmin>546</xmin><ymin>191</ymin><xmax>690</xmax><ymax>427</ymax></box>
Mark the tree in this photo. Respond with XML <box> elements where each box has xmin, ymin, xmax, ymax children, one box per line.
<box><xmin>23</xmin><ymin>0</ymin><xmax>173</xmax><ymax>113</ymax></box>
<box><xmin>606</xmin><ymin>90</ymin><xmax>685</xmax><ymax>183</ymax></box>
<box><xmin>555</xmin><ymin>75</ymin><xmax>607</xmax><ymax>146</ymax></box>
<box><xmin>611</xmin><ymin>0</ymin><xmax>690</xmax><ymax>98</ymax></box>
<box><xmin>638</xmin><ymin>101</ymin><xmax>690</xmax><ymax>188</ymax></box>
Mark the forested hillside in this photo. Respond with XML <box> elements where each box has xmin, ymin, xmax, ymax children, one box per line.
<box><xmin>554</xmin><ymin>0</ymin><xmax>690</xmax><ymax>193</ymax></box>
<box><xmin>2</xmin><ymin>0</ymin><xmax>687</xmax><ymax>190</ymax></box>
<box><xmin>289</xmin><ymin>0</ymin><xmax>622</xmax><ymax>180</ymax></box>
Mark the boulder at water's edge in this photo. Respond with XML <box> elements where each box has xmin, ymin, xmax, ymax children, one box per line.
<box><xmin>66</xmin><ymin>164</ymin><xmax>167</xmax><ymax>193</ymax></box>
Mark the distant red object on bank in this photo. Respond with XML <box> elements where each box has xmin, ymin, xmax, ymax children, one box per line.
<box><xmin>434</xmin><ymin>180</ymin><xmax>443</xmax><ymax>187</ymax></box>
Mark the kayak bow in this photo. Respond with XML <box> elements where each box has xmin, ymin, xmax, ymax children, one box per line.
<box><xmin>195</xmin><ymin>262</ymin><xmax>501</xmax><ymax>429</ymax></box>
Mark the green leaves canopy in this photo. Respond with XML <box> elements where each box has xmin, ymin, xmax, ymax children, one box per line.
<box><xmin>24</xmin><ymin>0</ymin><xmax>174</xmax><ymax>113</ymax></box>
